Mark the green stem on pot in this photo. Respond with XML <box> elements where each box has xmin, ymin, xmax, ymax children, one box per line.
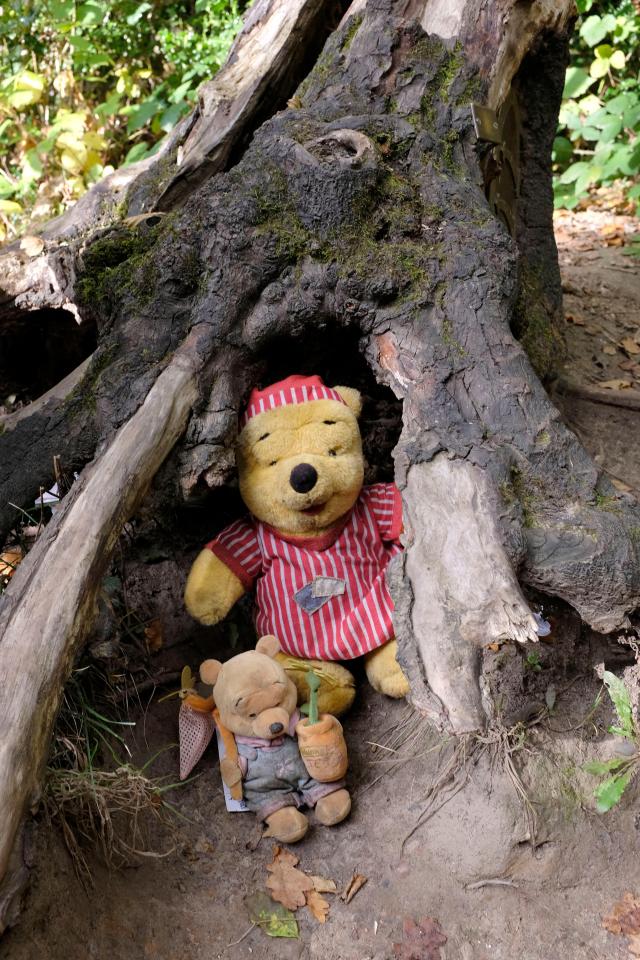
<box><xmin>306</xmin><ymin>669</ymin><xmax>320</xmax><ymax>725</ymax></box>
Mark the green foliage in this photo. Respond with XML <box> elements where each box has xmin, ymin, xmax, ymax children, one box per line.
<box><xmin>554</xmin><ymin>0</ymin><xmax>640</xmax><ymax>210</ymax></box>
<box><xmin>0</xmin><ymin>0</ymin><xmax>244</xmax><ymax>241</ymax></box>
<box><xmin>525</xmin><ymin>651</ymin><xmax>543</xmax><ymax>672</ymax></box>
<box><xmin>584</xmin><ymin>668</ymin><xmax>639</xmax><ymax>813</ymax></box>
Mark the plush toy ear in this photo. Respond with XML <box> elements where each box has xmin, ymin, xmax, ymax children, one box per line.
<box><xmin>255</xmin><ymin>634</ymin><xmax>281</xmax><ymax>658</ymax></box>
<box><xmin>333</xmin><ymin>385</ymin><xmax>362</xmax><ymax>418</ymax></box>
<box><xmin>199</xmin><ymin>659</ymin><xmax>222</xmax><ymax>686</ymax></box>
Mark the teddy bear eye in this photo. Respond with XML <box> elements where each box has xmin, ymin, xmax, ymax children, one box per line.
<box><xmin>249</xmin><ymin>713</ymin><xmax>257</xmax><ymax>718</ymax></box>
<box><xmin>269</xmin><ymin>460</ymin><xmax>277</xmax><ymax>467</ymax></box>
<box><xmin>323</xmin><ymin>420</ymin><xmax>336</xmax><ymax>425</ymax></box>
<box><xmin>328</xmin><ymin>449</ymin><xmax>337</xmax><ymax>457</ymax></box>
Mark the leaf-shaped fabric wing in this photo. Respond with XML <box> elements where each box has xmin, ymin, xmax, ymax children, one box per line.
<box><xmin>179</xmin><ymin>701</ymin><xmax>215</xmax><ymax>780</ymax></box>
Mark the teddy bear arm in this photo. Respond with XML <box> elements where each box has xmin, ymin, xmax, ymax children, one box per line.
<box><xmin>184</xmin><ymin>548</ymin><xmax>246</xmax><ymax>626</ymax></box>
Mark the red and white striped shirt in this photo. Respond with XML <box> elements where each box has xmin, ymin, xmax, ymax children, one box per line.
<box><xmin>207</xmin><ymin>483</ymin><xmax>403</xmax><ymax>661</ymax></box>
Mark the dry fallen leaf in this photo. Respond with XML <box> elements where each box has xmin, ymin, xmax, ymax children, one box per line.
<box><xmin>341</xmin><ymin>873</ymin><xmax>368</xmax><ymax>904</ymax></box>
<box><xmin>266</xmin><ymin>846</ymin><xmax>313</xmax><ymax>911</ymax></box>
<box><xmin>20</xmin><ymin>234</ymin><xmax>45</xmax><ymax>257</ymax></box>
<box><xmin>612</xmin><ymin>478</ymin><xmax>633</xmax><ymax>493</ymax></box>
<box><xmin>393</xmin><ymin>917</ymin><xmax>447</xmax><ymax>960</ymax></box>
<box><xmin>311</xmin><ymin>875</ymin><xmax>337</xmax><ymax>893</ymax></box>
<box><xmin>621</xmin><ymin>337</ymin><xmax>640</xmax><ymax>356</ymax></box>
<box><xmin>599</xmin><ymin>379</ymin><xmax>633</xmax><ymax>390</ymax></box>
<box><xmin>306</xmin><ymin>889</ymin><xmax>330</xmax><ymax>923</ymax></box>
<box><xmin>603</xmin><ymin>892</ymin><xmax>640</xmax><ymax>956</ymax></box>
<box><xmin>486</xmin><ymin>642</ymin><xmax>501</xmax><ymax>653</ymax></box>
<box><xmin>0</xmin><ymin>547</ymin><xmax>23</xmax><ymax>579</ymax></box>
<box><xmin>144</xmin><ymin>618</ymin><xmax>164</xmax><ymax>652</ymax></box>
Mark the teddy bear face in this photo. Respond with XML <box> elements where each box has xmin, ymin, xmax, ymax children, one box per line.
<box><xmin>212</xmin><ymin>650</ymin><xmax>298</xmax><ymax>739</ymax></box>
<box><xmin>236</xmin><ymin>396</ymin><xmax>364</xmax><ymax>536</ymax></box>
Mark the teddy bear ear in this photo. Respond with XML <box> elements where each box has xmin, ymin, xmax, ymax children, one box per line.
<box><xmin>255</xmin><ymin>635</ymin><xmax>281</xmax><ymax>658</ymax></box>
<box><xmin>199</xmin><ymin>659</ymin><xmax>222</xmax><ymax>686</ymax></box>
<box><xmin>332</xmin><ymin>385</ymin><xmax>362</xmax><ymax>418</ymax></box>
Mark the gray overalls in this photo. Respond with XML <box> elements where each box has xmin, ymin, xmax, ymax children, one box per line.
<box><xmin>236</xmin><ymin>733</ymin><xmax>344</xmax><ymax>821</ymax></box>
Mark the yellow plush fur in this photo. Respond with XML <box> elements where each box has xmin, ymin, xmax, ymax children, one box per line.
<box><xmin>237</xmin><ymin>391</ymin><xmax>363</xmax><ymax>537</ymax></box>
<box><xmin>201</xmin><ymin>636</ymin><xmax>298</xmax><ymax>740</ymax></box>
<box><xmin>201</xmin><ymin>636</ymin><xmax>351</xmax><ymax>842</ymax></box>
<box><xmin>184</xmin><ymin>384</ymin><xmax>408</xmax><ymax>711</ymax></box>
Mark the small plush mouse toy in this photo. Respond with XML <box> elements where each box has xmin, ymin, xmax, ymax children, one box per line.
<box><xmin>199</xmin><ymin>635</ymin><xmax>351</xmax><ymax>844</ymax></box>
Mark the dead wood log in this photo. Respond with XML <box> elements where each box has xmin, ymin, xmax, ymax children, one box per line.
<box><xmin>0</xmin><ymin>346</ymin><xmax>199</xmax><ymax>911</ymax></box>
<box><xmin>0</xmin><ymin>0</ymin><xmax>341</xmax><ymax>536</ymax></box>
<box><xmin>2</xmin><ymin>0</ymin><xmax>640</xmax><ymax>913</ymax></box>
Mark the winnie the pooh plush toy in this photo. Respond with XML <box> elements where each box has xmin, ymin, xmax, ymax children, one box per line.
<box><xmin>184</xmin><ymin>374</ymin><xmax>409</xmax><ymax>714</ymax></box>
<box><xmin>199</xmin><ymin>635</ymin><xmax>351</xmax><ymax>843</ymax></box>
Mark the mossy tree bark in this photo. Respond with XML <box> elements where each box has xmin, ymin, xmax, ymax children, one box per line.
<box><xmin>2</xmin><ymin>0</ymin><xmax>640</xmax><ymax>918</ymax></box>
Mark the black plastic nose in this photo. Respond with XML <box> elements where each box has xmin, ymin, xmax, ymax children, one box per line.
<box><xmin>270</xmin><ymin>722</ymin><xmax>284</xmax><ymax>735</ymax></box>
<box><xmin>289</xmin><ymin>463</ymin><xmax>318</xmax><ymax>493</ymax></box>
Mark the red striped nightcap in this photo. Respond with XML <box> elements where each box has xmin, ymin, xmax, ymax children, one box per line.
<box><xmin>240</xmin><ymin>375</ymin><xmax>346</xmax><ymax>429</ymax></box>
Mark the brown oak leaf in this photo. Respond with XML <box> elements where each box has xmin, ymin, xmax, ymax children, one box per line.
<box><xmin>393</xmin><ymin>917</ymin><xmax>447</xmax><ymax>960</ymax></box>
<box><xmin>306</xmin><ymin>889</ymin><xmax>330</xmax><ymax>922</ymax></box>
<box><xmin>266</xmin><ymin>846</ymin><xmax>313</xmax><ymax>911</ymax></box>
<box><xmin>604</xmin><ymin>892</ymin><xmax>640</xmax><ymax>955</ymax></box>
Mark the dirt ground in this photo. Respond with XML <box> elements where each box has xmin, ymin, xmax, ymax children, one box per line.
<box><xmin>2</xmin><ymin>211</ymin><xmax>640</xmax><ymax>960</ymax></box>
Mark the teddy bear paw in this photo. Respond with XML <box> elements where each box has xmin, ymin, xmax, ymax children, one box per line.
<box><xmin>364</xmin><ymin>640</ymin><xmax>410</xmax><ymax>699</ymax></box>
<box><xmin>315</xmin><ymin>788</ymin><xmax>351</xmax><ymax>827</ymax></box>
<box><xmin>263</xmin><ymin>807</ymin><xmax>309</xmax><ymax>843</ymax></box>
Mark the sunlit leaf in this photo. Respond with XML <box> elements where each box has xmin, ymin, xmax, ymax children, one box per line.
<box><xmin>95</xmin><ymin>92</ymin><xmax>121</xmax><ymax>119</ymax></box>
<box><xmin>580</xmin><ymin>13</ymin><xmax>617</xmax><ymax>47</ymax></box>
<box><xmin>76</xmin><ymin>2</ymin><xmax>107</xmax><ymax>26</ymax></box>
<box><xmin>49</xmin><ymin>0</ymin><xmax>75</xmax><ymax>19</ymax></box>
<box><xmin>598</xmin><ymin>117</ymin><xmax>622</xmax><ymax>142</ymax></box>
<box><xmin>123</xmin><ymin>142</ymin><xmax>151</xmax><ymax>165</ymax></box>
<box><xmin>126</xmin><ymin>2</ymin><xmax>152</xmax><ymax>25</ymax></box>
<box><xmin>594</xmin><ymin>771</ymin><xmax>632</xmax><ymax>813</ymax></box>
<box><xmin>584</xmin><ymin>758</ymin><xmax>627</xmax><ymax>775</ymax></box>
<box><xmin>563</xmin><ymin>67</ymin><xmax>595</xmax><ymax>100</ymax></box>
<box><xmin>0</xmin><ymin>199</ymin><xmax>23</xmax><ymax>213</ymax></box>
<box><xmin>159</xmin><ymin>102</ymin><xmax>186</xmax><ymax>131</ymax></box>
<box><xmin>0</xmin><ymin>175</ymin><xmax>16</xmax><ymax>198</ymax></box>
<box><xmin>559</xmin><ymin>161</ymin><xmax>590</xmax><ymax>184</ymax></box>
<box><xmin>22</xmin><ymin>150</ymin><xmax>43</xmax><ymax>184</ymax></box>
<box><xmin>244</xmin><ymin>892</ymin><xmax>299</xmax><ymax>938</ymax></box>
<box><xmin>610</xmin><ymin>49</ymin><xmax>626</xmax><ymax>71</ymax></box>
<box><xmin>602</xmin><ymin>670</ymin><xmax>635</xmax><ymax>739</ymax></box>
<box><xmin>126</xmin><ymin>99</ymin><xmax>162</xmax><ymax>133</ymax></box>
<box><xmin>595</xmin><ymin>43</ymin><xmax>613</xmax><ymax>59</ymax></box>
<box><xmin>590</xmin><ymin>58</ymin><xmax>610</xmax><ymax>80</ymax></box>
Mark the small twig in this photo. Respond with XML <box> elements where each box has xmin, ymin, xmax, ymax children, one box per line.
<box><xmin>225</xmin><ymin>924</ymin><xmax>255</xmax><ymax>949</ymax></box>
<box><xmin>465</xmin><ymin>878</ymin><xmax>518</xmax><ymax>890</ymax></box>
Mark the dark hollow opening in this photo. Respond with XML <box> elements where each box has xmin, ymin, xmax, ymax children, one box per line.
<box><xmin>254</xmin><ymin>324</ymin><xmax>403</xmax><ymax>488</ymax></box>
<box><xmin>124</xmin><ymin>323</ymin><xmax>405</xmax><ymax>666</ymax></box>
<box><xmin>0</xmin><ymin>308</ymin><xmax>97</xmax><ymax>408</ymax></box>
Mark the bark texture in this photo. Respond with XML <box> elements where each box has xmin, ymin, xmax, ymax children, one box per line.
<box><xmin>2</xmin><ymin>0</ymin><xmax>640</xmax><ymax>916</ymax></box>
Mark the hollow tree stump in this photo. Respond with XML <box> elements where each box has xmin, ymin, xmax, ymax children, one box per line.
<box><xmin>2</xmin><ymin>0</ymin><xmax>640</xmax><ymax>921</ymax></box>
